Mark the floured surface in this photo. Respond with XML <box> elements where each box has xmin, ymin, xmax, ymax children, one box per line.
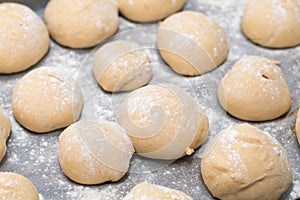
<box><xmin>0</xmin><ymin>0</ymin><xmax>300</xmax><ymax>199</ymax></box>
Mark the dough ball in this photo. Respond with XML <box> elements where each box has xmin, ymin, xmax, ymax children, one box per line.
<box><xmin>59</xmin><ymin>120</ymin><xmax>134</xmax><ymax>185</ymax></box>
<box><xmin>123</xmin><ymin>183</ymin><xmax>192</xmax><ymax>200</ymax></box>
<box><xmin>0</xmin><ymin>2</ymin><xmax>50</xmax><ymax>74</ymax></box>
<box><xmin>0</xmin><ymin>107</ymin><xmax>11</xmax><ymax>161</ymax></box>
<box><xmin>201</xmin><ymin>124</ymin><xmax>292</xmax><ymax>200</ymax></box>
<box><xmin>242</xmin><ymin>0</ymin><xmax>300</xmax><ymax>48</ymax></box>
<box><xmin>12</xmin><ymin>67</ymin><xmax>83</xmax><ymax>133</ymax></box>
<box><xmin>218</xmin><ymin>56</ymin><xmax>290</xmax><ymax>121</ymax></box>
<box><xmin>117</xmin><ymin>0</ymin><xmax>187</xmax><ymax>23</ymax></box>
<box><xmin>157</xmin><ymin>11</ymin><xmax>228</xmax><ymax>76</ymax></box>
<box><xmin>44</xmin><ymin>0</ymin><xmax>119</xmax><ymax>48</ymax></box>
<box><xmin>0</xmin><ymin>172</ymin><xmax>39</xmax><ymax>200</ymax></box>
<box><xmin>296</xmin><ymin>108</ymin><xmax>300</xmax><ymax>144</ymax></box>
<box><xmin>93</xmin><ymin>40</ymin><xmax>152</xmax><ymax>92</ymax></box>
<box><xmin>118</xmin><ymin>84</ymin><xmax>209</xmax><ymax>160</ymax></box>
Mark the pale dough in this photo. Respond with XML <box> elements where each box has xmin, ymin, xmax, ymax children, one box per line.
<box><xmin>157</xmin><ymin>11</ymin><xmax>228</xmax><ymax>76</ymax></box>
<box><xmin>44</xmin><ymin>0</ymin><xmax>119</xmax><ymax>48</ymax></box>
<box><xmin>218</xmin><ymin>56</ymin><xmax>290</xmax><ymax>121</ymax></box>
<box><xmin>0</xmin><ymin>107</ymin><xmax>11</xmax><ymax>161</ymax></box>
<box><xmin>242</xmin><ymin>0</ymin><xmax>300</xmax><ymax>48</ymax></box>
<box><xmin>201</xmin><ymin>124</ymin><xmax>292</xmax><ymax>200</ymax></box>
<box><xmin>0</xmin><ymin>172</ymin><xmax>39</xmax><ymax>200</ymax></box>
<box><xmin>12</xmin><ymin>67</ymin><xmax>83</xmax><ymax>133</ymax></box>
<box><xmin>117</xmin><ymin>0</ymin><xmax>187</xmax><ymax>23</ymax></box>
<box><xmin>59</xmin><ymin>120</ymin><xmax>134</xmax><ymax>185</ymax></box>
<box><xmin>123</xmin><ymin>183</ymin><xmax>193</xmax><ymax>200</ymax></box>
<box><xmin>0</xmin><ymin>2</ymin><xmax>50</xmax><ymax>74</ymax></box>
<box><xmin>118</xmin><ymin>84</ymin><xmax>209</xmax><ymax>160</ymax></box>
<box><xmin>296</xmin><ymin>108</ymin><xmax>300</xmax><ymax>144</ymax></box>
<box><xmin>93</xmin><ymin>40</ymin><xmax>152</xmax><ymax>92</ymax></box>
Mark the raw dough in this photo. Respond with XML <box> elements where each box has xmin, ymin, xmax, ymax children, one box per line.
<box><xmin>0</xmin><ymin>172</ymin><xmax>39</xmax><ymax>200</ymax></box>
<box><xmin>242</xmin><ymin>0</ymin><xmax>300</xmax><ymax>48</ymax></box>
<box><xmin>44</xmin><ymin>0</ymin><xmax>119</xmax><ymax>48</ymax></box>
<box><xmin>93</xmin><ymin>40</ymin><xmax>152</xmax><ymax>92</ymax></box>
<box><xmin>296</xmin><ymin>108</ymin><xmax>300</xmax><ymax>144</ymax></box>
<box><xmin>12</xmin><ymin>67</ymin><xmax>83</xmax><ymax>133</ymax></box>
<box><xmin>201</xmin><ymin>124</ymin><xmax>292</xmax><ymax>200</ymax></box>
<box><xmin>218</xmin><ymin>56</ymin><xmax>290</xmax><ymax>121</ymax></box>
<box><xmin>118</xmin><ymin>84</ymin><xmax>209</xmax><ymax>160</ymax></box>
<box><xmin>157</xmin><ymin>11</ymin><xmax>228</xmax><ymax>76</ymax></box>
<box><xmin>117</xmin><ymin>0</ymin><xmax>187</xmax><ymax>23</ymax></box>
<box><xmin>0</xmin><ymin>107</ymin><xmax>11</xmax><ymax>161</ymax></box>
<box><xmin>0</xmin><ymin>2</ymin><xmax>50</xmax><ymax>74</ymax></box>
<box><xmin>123</xmin><ymin>183</ymin><xmax>193</xmax><ymax>200</ymax></box>
<box><xmin>59</xmin><ymin>120</ymin><xmax>134</xmax><ymax>185</ymax></box>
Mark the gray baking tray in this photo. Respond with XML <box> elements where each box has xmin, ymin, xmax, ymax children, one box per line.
<box><xmin>0</xmin><ymin>0</ymin><xmax>300</xmax><ymax>199</ymax></box>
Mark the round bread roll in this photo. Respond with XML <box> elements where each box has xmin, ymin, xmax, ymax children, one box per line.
<box><xmin>0</xmin><ymin>2</ymin><xmax>50</xmax><ymax>74</ymax></box>
<box><xmin>218</xmin><ymin>56</ymin><xmax>290</xmax><ymax>121</ymax></box>
<box><xmin>118</xmin><ymin>84</ymin><xmax>209</xmax><ymax>160</ymax></box>
<box><xmin>296</xmin><ymin>108</ymin><xmax>300</xmax><ymax>144</ymax></box>
<box><xmin>0</xmin><ymin>107</ymin><xmax>11</xmax><ymax>161</ymax></box>
<box><xmin>0</xmin><ymin>172</ymin><xmax>39</xmax><ymax>200</ymax></box>
<box><xmin>117</xmin><ymin>0</ymin><xmax>187</xmax><ymax>23</ymax></box>
<box><xmin>12</xmin><ymin>67</ymin><xmax>83</xmax><ymax>133</ymax></box>
<box><xmin>242</xmin><ymin>0</ymin><xmax>300</xmax><ymax>48</ymax></box>
<box><xmin>123</xmin><ymin>183</ymin><xmax>192</xmax><ymax>200</ymax></box>
<box><xmin>157</xmin><ymin>11</ymin><xmax>228</xmax><ymax>76</ymax></box>
<box><xmin>44</xmin><ymin>0</ymin><xmax>119</xmax><ymax>48</ymax></box>
<box><xmin>201</xmin><ymin>124</ymin><xmax>292</xmax><ymax>200</ymax></box>
<box><xmin>59</xmin><ymin>120</ymin><xmax>134</xmax><ymax>185</ymax></box>
<box><xmin>93</xmin><ymin>40</ymin><xmax>152</xmax><ymax>92</ymax></box>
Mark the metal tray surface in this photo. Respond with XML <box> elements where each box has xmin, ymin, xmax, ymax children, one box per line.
<box><xmin>0</xmin><ymin>0</ymin><xmax>300</xmax><ymax>199</ymax></box>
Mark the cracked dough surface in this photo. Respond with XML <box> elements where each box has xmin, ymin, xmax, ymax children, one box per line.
<box><xmin>218</xmin><ymin>56</ymin><xmax>291</xmax><ymax>121</ymax></box>
<box><xmin>12</xmin><ymin>67</ymin><xmax>83</xmax><ymax>133</ymax></box>
<box><xmin>0</xmin><ymin>2</ymin><xmax>49</xmax><ymax>74</ymax></box>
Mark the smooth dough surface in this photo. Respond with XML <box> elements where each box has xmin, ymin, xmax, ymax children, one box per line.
<box><xmin>296</xmin><ymin>108</ymin><xmax>300</xmax><ymax>144</ymax></box>
<box><xmin>118</xmin><ymin>84</ymin><xmax>209</xmax><ymax>160</ymax></box>
<box><xmin>0</xmin><ymin>107</ymin><xmax>11</xmax><ymax>161</ymax></box>
<box><xmin>12</xmin><ymin>67</ymin><xmax>83</xmax><ymax>133</ymax></box>
<box><xmin>157</xmin><ymin>11</ymin><xmax>228</xmax><ymax>76</ymax></box>
<box><xmin>0</xmin><ymin>172</ymin><xmax>39</xmax><ymax>200</ymax></box>
<box><xmin>93</xmin><ymin>40</ymin><xmax>152</xmax><ymax>92</ymax></box>
<box><xmin>117</xmin><ymin>0</ymin><xmax>187</xmax><ymax>23</ymax></box>
<box><xmin>44</xmin><ymin>0</ymin><xmax>119</xmax><ymax>48</ymax></box>
<box><xmin>59</xmin><ymin>120</ymin><xmax>134</xmax><ymax>185</ymax></box>
<box><xmin>201</xmin><ymin>124</ymin><xmax>292</xmax><ymax>200</ymax></box>
<box><xmin>242</xmin><ymin>0</ymin><xmax>300</xmax><ymax>48</ymax></box>
<box><xmin>0</xmin><ymin>2</ymin><xmax>50</xmax><ymax>74</ymax></box>
<box><xmin>218</xmin><ymin>56</ymin><xmax>290</xmax><ymax>121</ymax></box>
<box><xmin>123</xmin><ymin>183</ymin><xmax>193</xmax><ymax>200</ymax></box>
